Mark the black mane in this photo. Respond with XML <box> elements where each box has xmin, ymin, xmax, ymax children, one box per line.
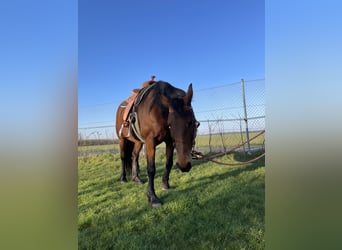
<box><xmin>150</xmin><ymin>81</ymin><xmax>186</xmax><ymax>113</ymax></box>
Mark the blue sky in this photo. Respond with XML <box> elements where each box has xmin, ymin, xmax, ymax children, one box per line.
<box><xmin>79</xmin><ymin>0</ymin><xmax>265</xmax><ymax>129</ymax></box>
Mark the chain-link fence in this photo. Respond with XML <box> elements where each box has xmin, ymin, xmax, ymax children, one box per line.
<box><xmin>193</xmin><ymin>79</ymin><xmax>265</xmax><ymax>153</ymax></box>
<box><xmin>78</xmin><ymin>79</ymin><xmax>265</xmax><ymax>156</ymax></box>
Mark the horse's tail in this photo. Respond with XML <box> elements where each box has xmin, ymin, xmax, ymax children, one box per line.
<box><xmin>123</xmin><ymin>140</ymin><xmax>134</xmax><ymax>175</ymax></box>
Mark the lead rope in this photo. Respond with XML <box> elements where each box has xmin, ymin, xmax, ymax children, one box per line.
<box><xmin>129</xmin><ymin>112</ymin><xmax>145</xmax><ymax>143</ymax></box>
<box><xmin>191</xmin><ymin>130</ymin><xmax>265</xmax><ymax>166</ymax></box>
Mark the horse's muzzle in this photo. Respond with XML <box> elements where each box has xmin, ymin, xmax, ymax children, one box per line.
<box><xmin>176</xmin><ymin>162</ymin><xmax>192</xmax><ymax>172</ymax></box>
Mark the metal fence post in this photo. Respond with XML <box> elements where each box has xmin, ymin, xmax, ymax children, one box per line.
<box><xmin>241</xmin><ymin>79</ymin><xmax>251</xmax><ymax>154</ymax></box>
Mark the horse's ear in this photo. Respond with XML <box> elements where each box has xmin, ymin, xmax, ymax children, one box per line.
<box><xmin>184</xmin><ymin>83</ymin><xmax>193</xmax><ymax>106</ymax></box>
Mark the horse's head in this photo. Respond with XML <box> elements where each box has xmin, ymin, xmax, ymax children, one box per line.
<box><xmin>167</xmin><ymin>84</ymin><xmax>199</xmax><ymax>172</ymax></box>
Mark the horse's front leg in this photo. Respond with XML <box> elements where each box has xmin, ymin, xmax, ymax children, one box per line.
<box><xmin>145</xmin><ymin>140</ymin><xmax>162</xmax><ymax>207</ymax></box>
<box><xmin>162</xmin><ymin>140</ymin><xmax>174</xmax><ymax>190</ymax></box>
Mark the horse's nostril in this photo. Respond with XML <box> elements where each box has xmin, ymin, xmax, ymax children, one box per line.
<box><xmin>176</xmin><ymin>162</ymin><xmax>192</xmax><ymax>172</ymax></box>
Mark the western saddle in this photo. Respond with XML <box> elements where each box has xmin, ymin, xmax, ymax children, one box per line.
<box><xmin>119</xmin><ymin>76</ymin><xmax>156</xmax><ymax>139</ymax></box>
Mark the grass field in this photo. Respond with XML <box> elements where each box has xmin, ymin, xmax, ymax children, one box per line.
<box><xmin>78</xmin><ymin>149</ymin><xmax>265</xmax><ymax>249</ymax></box>
<box><xmin>78</xmin><ymin>143</ymin><xmax>120</xmax><ymax>153</ymax></box>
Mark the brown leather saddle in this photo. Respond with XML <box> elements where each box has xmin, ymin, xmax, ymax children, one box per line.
<box><xmin>119</xmin><ymin>76</ymin><xmax>156</xmax><ymax>139</ymax></box>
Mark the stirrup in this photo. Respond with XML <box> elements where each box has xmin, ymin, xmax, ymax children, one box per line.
<box><xmin>119</xmin><ymin>123</ymin><xmax>131</xmax><ymax>138</ymax></box>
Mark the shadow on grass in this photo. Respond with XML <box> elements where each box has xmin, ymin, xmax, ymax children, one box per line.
<box><xmin>79</xmin><ymin>150</ymin><xmax>265</xmax><ymax>249</ymax></box>
<box><xmin>163</xmin><ymin>155</ymin><xmax>264</xmax><ymax>201</ymax></box>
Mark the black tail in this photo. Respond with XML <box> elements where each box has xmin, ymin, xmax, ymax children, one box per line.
<box><xmin>123</xmin><ymin>140</ymin><xmax>134</xmax><ymax>175</ymax></box>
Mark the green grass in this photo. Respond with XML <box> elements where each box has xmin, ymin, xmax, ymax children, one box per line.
<box><xmin>78</xmin><ymin>143</ymin><xmax>120</xmax><ymax>152</ymax></box>
<box><xmin>78</xmin><ymin>151</ymin><xmax>265</xmax><ymax>249</ymax></box>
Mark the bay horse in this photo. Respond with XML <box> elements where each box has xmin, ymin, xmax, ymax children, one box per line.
<box><xmin>115</xmin><ymin>80</ymin><xmax>198</xmax><ymax>207</ymax></box>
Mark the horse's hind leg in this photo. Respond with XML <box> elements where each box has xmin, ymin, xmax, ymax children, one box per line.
<box><xmin>119</xmin><ymin>138</ymin><xmax>133</xmax><ymax>183</ymax></box>
<box><xmin>132</xmin><ymin>142</ymin><xmax>143</xmax><ymax>184</ymax></box>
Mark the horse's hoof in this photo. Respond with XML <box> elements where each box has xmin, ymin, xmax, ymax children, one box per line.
<box><xmin>151</xmin><ymin>201</ymin><xmax>162</xmax><ymax>208</ymax></box>
<box><xmin>121</xmin><ymin>179</ymin><xmax>128</xmax><ymax>183</ymax></box>
<box><xmin>133</xmin><ymin>177</ymin><xmax>143</xmax><ymax>185</ymax></box>
<box><xmin>162</xmin><ymin>183</ymin><xmax>170</xmax><ymax>190</ymax></box>
<box><xmin>149</xmin><ymin>198</ymin><xmax>162</xmax><ymax>208</ymax></box>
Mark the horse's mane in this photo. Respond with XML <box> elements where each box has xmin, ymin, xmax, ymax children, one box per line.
<box><xmin>149</xmin><ymin>81</ymin><xmax>187</xmax><ymax>113</ymax></box>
